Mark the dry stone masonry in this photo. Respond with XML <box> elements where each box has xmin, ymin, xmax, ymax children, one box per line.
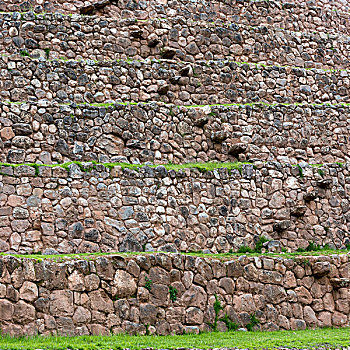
<box><xmin>0</xmin><ymin>0</ymin><xmax>349</xmax><ymax>339</ymax></box>
<box><xmin>0</xmin><ymin>13</ymin><xmax>349</xmax><ymax>68</ymax></box>
<box><xmin>1</xmin><ymin>0</ymin><xmax>349</xmax><ymax>35</ymax></box>
<box><xmin>3</xmin><ymin>57</ymin><xmax>350</xmax><ymax>106</ymax></box>
<box><xmin>0</xmin><ymin>162</ymin><xmax>349</xmax><ymax>254</ymax></box>
<box><xmin>0</xmin><ymin>102</ymin><xmax>350</xmax><ymax>165</ymax></box>
<box><xmin>0</xmin><ymin>253</ymin><xmax>348</xmax><ymax>336</ymax></box>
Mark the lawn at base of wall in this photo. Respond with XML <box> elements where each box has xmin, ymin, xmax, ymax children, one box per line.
<box><xmin>1</xmin><ymin>328</ymin><xmax>349</xmax><ymax>350</ymax></box>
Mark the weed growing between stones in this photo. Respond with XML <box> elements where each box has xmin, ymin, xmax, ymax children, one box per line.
<box><xmin>208</xmin><ymin>294</ymin><xmax>240</xmax><ymax>332</ymax></box>
<box><xmin>169</xmin><ymin>286</ymin><xmax>178</xmax><ymax>302</ymax></box>
<box><xmin>296</xmin><ymin>241</ymin><xmax>331</xmax><ymax>253</ymax></box>
<box><xmin>220</xmin><ymin>314</ymin><xmax>239</xmax><ymax>331</ymax></box>
<box><xmin>44</xmin><ymin>48</ymin><xmax>50</xmax><ymax>59</ymax></box>
<box><xmin>145</xmin><ymin>277</ymin><xmax>152</xmax><ymax>291</ymax></box>
<box><xmin>296</xmin><ymin>164</ymin><xmax>304</xmax><ymax>178</ymax></box>
<box><xmin>208</xmin><ymin>294</ymin><xmax>223</xmax><ymax>331</ymax></box>
<box><xmin>20</xmin><ymin>49</ymin><xmax>29</xmax><ymax>57</ymax></box>
<box><xmin>246</xmin><ymin>313</ymin><xmax>260</xmax><ymax>331</ymax></box>
<box><xmin>299</xmin><ymin>258</ymin><xmax>311</xmax><ymax>267</ymax></box>
<box><xmin>236</xmin><ymin>236</ymin><xmax>270</xmax><ymax>254</ymax></box>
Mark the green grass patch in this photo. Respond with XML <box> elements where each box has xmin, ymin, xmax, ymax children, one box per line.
<box><xmin>0</xmin><ymin>328</ymin><xmax>349</xmax><ymax>350</ymax></box>
<box><xmin>237</xmin><ymin>236</ymin><xmax>270</xmax><ymax>254</ymax></box>
<box><xmin>0</xmin><ymin>160</ymin><xmax>345</xmax><ymax>179</ymax></box>
<box><xmin>297</xmin><ymin>241</ymin><xmax>333</xmax><ymax>253</ymax></box>
<box><xmin>4</xmin><ymin>99</ymin><xmax>350</xmax><ymax>110</ymax></box>
<box><xmin>0</xmin><ymin>246</ymin><xmax>349</xmax><ymax>262</ymax></box>
<box><xmin>0</xmin><ymin>160</ymin><xmax>251</xmax><ymax>174</ymax></box>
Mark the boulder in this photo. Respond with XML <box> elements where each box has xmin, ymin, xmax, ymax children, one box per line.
<box><xmin>113</xmin><ymin>270</ymin><xmax>137</xmax><ymax>298</ymax></box>
<box><xmin>19</xmin><ymin>281</ymin><xmax>38</xmax><ymax>302</ymax></box>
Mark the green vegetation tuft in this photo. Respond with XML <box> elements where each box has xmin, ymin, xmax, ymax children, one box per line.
<box><xmin>297</xmin><ymin>241</ymin><xmax>332</xmax><ymax>253</ymax></box>
<box><xmin>44</xmin><ymin>48</ymin><xmax>50</xmax><ymax>59</ymax></box>
<box><xmin>145</xmin><ymin>276</ymin><xmax>152</xmax><ymax>291</ymax></box>
<box><xmin>246</xmin><ymin>313</ymin><xmax>260</xmax><ymax>331</ymax></box>
<box><xmin>169</xmin><ymin>286</ymin><xmax>177</xmax><ymax>302</ymax></box>
<box><xmin>20</xmin><ymin>49</ymin><xmax>29</xmax><ymax>57</ymax></box>
<box><xmin>208</xmin><ymin>294</ymin><xmax>223</xmax><ymax>331</ymax></box>
<box><xmin>296</xmin><ymin>164</ymin><xmax>304</xmax><ymax>178</ymax></box>
<box><xmin>5</xmin><ymin>98</ymin><xmax>350</xmax><ymax>111</ymax></box>
<box><xmin>1</xmin><ymin>243</ymin><xmax>349</xmax><ymax>263</ymax></box>
<box><xmin>237</xmin><ymin>236</ymin><xmax>270</xmax><ymax>254</ymax></box>
<box><xmin>219</xmin><ymin>313</ymin><xmax>239</xmax><ymax>331</ymax></box>
<box><xmin>0</xmin><ymin>160</ymin><xmax>250</xmax><ymax>175</ymax></box>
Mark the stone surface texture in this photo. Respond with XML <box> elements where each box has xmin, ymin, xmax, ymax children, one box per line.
<box><xmin>0</xmin><ymin>162</ymin><xmax>349</xmax><ymax>254</ymax></box>
<box><xmin>2</xmin><ymin>57</ymin><xmax>350</xmax><ymax>106</ymax></box>
<box><xmin>0</xmin><ymin>0</ymin><xmax>348</xmax><ymax>35</ymax></box>
<box><xmin>0</xmin><ymin>0</ymin><xmax>350</xmax><ymax>340</ymax></box>
<box><xmin>0</xmin><ymin>252</ymin><xmax>348</xmax><ymax>336</ymax></box>
<box><xmin>1</xmin><ymin>102</ymin><xmax>350</xmax><ymax>165</ymax></box>
<box><xmin>0</xmin><ymin>13</ymin><xmax>349</xmax><ymax>68</ymax></box>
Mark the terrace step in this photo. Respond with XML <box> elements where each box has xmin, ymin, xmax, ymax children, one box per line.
<box><xmin>0</xmin><ymin>252</ymin><xmax>349</xmax><ymax>336</ymax></box>
<box><xmin>0</xmin><ymin>13</ymin><xmax>349</xmax><ymax>69</ymax></box>
<box><xmin>0</xmin><ymin>161</ymin><xmax>349</xmax><ymax>254</ymax></box>
<box><xmin>2</xmin><ymin>57</ymin><xmax>350</xmax><ymax>106</ymax></box>
<box><xmin>0</xmin><ymin>0</ymin><xmax>349</xmax><ymax>36</ymax></box>
<box><xmin>0</xmin><ymin>101</ymin><xmax>349</xmax><ymax>165</ymax></box>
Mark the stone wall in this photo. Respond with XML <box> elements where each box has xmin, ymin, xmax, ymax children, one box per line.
<box><xmin>0</xmin><ymin>162</ymin><xmax>349</xmax><ymax>254</ymax></box>
<box><xmin>0</xmin><ymin>252</ymin><xmax>348</xmax><ymax>336</ymax></box>
<box><xmin>3</xmin><ymin>57</ymin><xmax>350</xmax><ymax>106</ymax></box>
<box><xmin>1</xmin><ymin>13</ymin><xmax>348</xmax><ymax>68</ymax></box>
<box><xmin>0</xmin><ymin>0</ymin><xmax>348</xmax><ymax>36</ymax></box>
<box><xmin>1</xmin><ymin>102</ymin><xmax>349</xmax><ymax>165</ymax></box>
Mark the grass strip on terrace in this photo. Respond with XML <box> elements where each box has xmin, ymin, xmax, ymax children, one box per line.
<box><xmin>0</xmin><ymin>160</ymin><xmax>251</xmax><ymax>173</ymax></box>
<box><xmin>0</xmin><ymin>328</ymin><xmax>349</xmax><ymax>350</ymax></box>
<box><xmin>0</xmin><ymin>160</ymin><xmax>346</xmax><ymax>177</ymax></box>
<box><xmin>0</xmin><ymin>160</ymin><xmax>347</xmax><ymax>182</ymax></box>
<box><xmin>1</xmin><ymin>248</ymin><xmax>349</xmax><ymax>262</ymax></box>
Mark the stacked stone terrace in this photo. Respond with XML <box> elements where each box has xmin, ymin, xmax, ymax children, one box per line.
<box><xmin>0</xmin><ymin>0</ymin><xmax>349</xmax><ymax>338</ymax></box>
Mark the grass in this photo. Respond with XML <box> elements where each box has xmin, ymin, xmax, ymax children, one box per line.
<box><xmin>0</xmin><ymin>160</ymin><xmax>250</xmax><ymax>174</ymax></box>
<box><xmin>0</xmin><ymin>160</ymin><xmax>346</xmax><ymax>179</ymax></box>
<box><xmin>237</xmin><ymin>236</ymin><xmax>270</xmax><ymax>254</ymax></box>
<box><xmin>0</xmin><ymin>328</ymin><xmax>349</xmax><ymax>350</ymax></box>
<box><xmin>0</xmin><ymin>247</ymin><xmax>349</xmax><ymax>262</ymax></box>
